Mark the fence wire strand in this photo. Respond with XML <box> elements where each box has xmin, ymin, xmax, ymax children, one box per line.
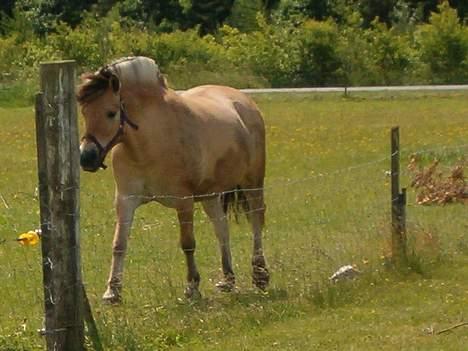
<box><xmin>1</xmin><ymin>141</ymin><xmax>466</xmax><ymax>339</ymax></box>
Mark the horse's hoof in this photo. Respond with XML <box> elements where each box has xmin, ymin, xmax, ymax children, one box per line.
<box><xmin>253</xmin><ymin>265</ymin><xmax>270</xmax><ymax>291</ymax></box>
<box><xmin>215</xmin><ymin>279</ymin><xmax>235</xmax><ymax>293</ymax></box>
<box><xmin>184</xmin><ymin>286</ymin><xmax>202</xmax><ymax>300</ymax></box>
<box><xmin>184</xmin><ymin>280</ymin><xmax>201</xmax><ymax>300</ymax></box>
<box><xmin>102</xmin><ymin>288</ymin><xmax>122</xmax><ymax>304</ymax></box>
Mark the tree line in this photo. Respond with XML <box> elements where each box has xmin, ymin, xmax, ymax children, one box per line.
<box><xmin>1</xmin><ymin>0</ymin><xmax>467</xmax><ymax>35</ymax></box>
<box><xmin>0</xmin><ymin>0</ymin><xmax>467</xmax><ymax>105</ymax></box>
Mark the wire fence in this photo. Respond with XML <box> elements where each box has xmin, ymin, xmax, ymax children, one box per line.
<box><xmin>0</xmin><ymin>140</ymin><xmax>466</xmax><ymax>348</ymax></box>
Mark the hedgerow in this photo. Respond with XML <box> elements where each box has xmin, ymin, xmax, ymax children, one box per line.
<box><xmin>0</xmin><ymin>2</ymin><xmax>466</xmax><ymax>104</ymax></box>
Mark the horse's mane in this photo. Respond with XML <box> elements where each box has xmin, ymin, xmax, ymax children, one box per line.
<box><xmin>77</xmin><ymin>56</ymin><xmax>165</xmax><ymax>104</ymax></box>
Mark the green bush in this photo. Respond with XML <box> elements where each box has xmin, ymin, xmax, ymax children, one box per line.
<box><xmin>0</xmin><ymin>1</ymin><xmax>467</xmax><ymax>106</ymax></box>
<box><xmin>48</xmin><ymin>10</ymin><xmax>118</xmax><ymax>70</ymax></box>
<box><xmin>364</xmin><ymin>20</ymin><xmax>414</xmax><ymax>85</ymax></box>
<box><xmin>0</xmin><ymin>32</ymin><xmax>57</xmax><ymax>106</ymax></box>
<box><xmin>145</xmin><ymin>29</ymin><xmax>222</xmax><ymax>69</ymax></box>
<box><xmin>0</xmin><ymin>35</ymin><xmax>21</xmax><ymax>81</ymax></box>
<box><xmin>337</xmin><ymin>11</ymin><xmax>415</xmax><ymax>86</ymax></box>
<box><xmin>165</xmin><ymin>62</ymin><xmax>268</xmax><ymax>89</ymax></box>
<box><xmin>336</xmin><ymin>10</ymin><xmax>375</xmax><ymax>86</ymax></box>
<box><xmin>225</xmin><ymin>0</ymin><xmax>263</xmax><ymax>32</ymax></box>
<box><xmin>220</xmin><ymin>16</ymin><xmax>300</xmax><ymax>86</ymax></box>
<box><xmin>415</xmin><ymin>1</ymin><xmax>468</xmax><ymax>83</ymax></box>
<box><xmin>296</xmin><ymin>19</ymin><xmax>342</xmax><ymax>86</ymax></box>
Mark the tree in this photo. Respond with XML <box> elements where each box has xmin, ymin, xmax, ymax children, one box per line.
<box><xmin>0</xmin><ymin>0</ymin><xmax>15</xmax><ymax>17</ymax></box>
<box><xmin>185</xmin><ymin>0</ymin><xmax>235</xmax><ymax>34</ymax></box>
<box><xmin>275</xmin><ymin>0</ymin><xmax>331</xmax><ymax>21</ymax></box>
<box><xmin>416</xmin><ymin>1</ymin><xmax>468</xmax><ymax>83</ymax></box>
<box><xmin>50</xmin><ymin>0</ymin><xmax>99</xmax><ymax>27</ymax></box>
<box><xmin>358</xmin><ymin>0</ymin><xmax>398</xmax><ymax>25</ymax></box>
<box><xmin>226</xmin><ymin>0</ymin><xmax>263</xmax><ymax>32</ymax></box>
<box><xmin>451</xmin><ymin>0</ymin><xmax>467</xmax><ymax>19</ymax></box>
<box><xmin>404</xmin><ymin>0</ymin><xmax>466</xmax><ymax>21</ymax></box>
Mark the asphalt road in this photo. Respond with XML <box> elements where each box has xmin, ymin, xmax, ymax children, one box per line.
<box><xmin>239</xmin><ymin>84</ymin><xmax>468</xmax><ymax>94</ymax></box>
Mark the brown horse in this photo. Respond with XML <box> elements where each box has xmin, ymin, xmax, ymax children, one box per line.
<box><xmin>77</xmin><ymin>56</ymin><xmax>269</xmax><ymax>303</ymax></box>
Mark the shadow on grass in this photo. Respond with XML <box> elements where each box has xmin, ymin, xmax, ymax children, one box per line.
<box><xmin>173</xmin><ymin>287</ymin><xmax>290</xmax><ymax>312</ymax></box>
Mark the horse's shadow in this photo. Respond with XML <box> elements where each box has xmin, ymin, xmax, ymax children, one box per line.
<box><xmin>174</xmin><ymin>287</ymin><xmax>289</xmax><ymax>312</ymax></box>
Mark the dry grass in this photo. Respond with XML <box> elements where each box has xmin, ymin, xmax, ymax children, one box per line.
<box><xmin>408</xmin><ymin>155</ymin><xmax>467</xmax><ymax>205</ymax></box>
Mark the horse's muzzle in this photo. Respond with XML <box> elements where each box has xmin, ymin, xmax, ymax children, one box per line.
<box><xmin>80</xmin><ymin>143</ymin><xmax>101</xmax><ymax>172</ymax></box>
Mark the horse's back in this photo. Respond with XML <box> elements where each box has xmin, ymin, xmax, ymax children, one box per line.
<box><xmin>180</xmin><ymin>85</ymin><xmax>266</xmax><ymax>189</ymax></box>
<box><xmin>181</xmin><ymin>85</ymin><xmax>264</xmax><ymax>134</ymax></box>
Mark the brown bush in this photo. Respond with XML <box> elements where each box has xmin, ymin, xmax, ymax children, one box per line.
<box><xmin>408</xmin><ymin>155</ymin><xmax>467</xmax><ymax>205</ymax></box>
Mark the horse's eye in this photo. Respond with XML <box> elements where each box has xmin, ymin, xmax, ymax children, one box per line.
<box><xmin>107</xmin><ymin>111</ymin><xmax>117</xmax><ymax>119</ymax></box>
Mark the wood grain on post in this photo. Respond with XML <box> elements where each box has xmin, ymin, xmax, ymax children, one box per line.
<box><xmin>36</xmin><ymin>60</ymin><xmax>84</xmax><ymax>351</ymax></box>
<box><xmin>391</xmin><ymin>127</ymin><xmax>407</xmax><ymax>265</ymax></box>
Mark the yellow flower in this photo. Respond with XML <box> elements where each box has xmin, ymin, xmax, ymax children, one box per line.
<box><xmin>17</xmin><ymin>231</ymin><xmax>40</xmax><ymax>246</ymax></box>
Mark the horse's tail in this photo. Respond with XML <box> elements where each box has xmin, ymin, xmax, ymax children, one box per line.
<box><xmin>222</xmin><ymin>186</ymin><xmax>250</xmax><ymax>221</ymax></box>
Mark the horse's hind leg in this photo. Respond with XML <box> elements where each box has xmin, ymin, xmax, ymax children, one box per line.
<box><xmin>202</xmin><ymin>197</ymin><xmax>236</xmax><ymax>292</ymax></box>
<box><xmin>177</xmin><ymin>200</ymin><xmax>201</xmax><ymax>299</ymax></box>
<box><xmin>244</xmin><ymin>188</ymin><xmax>270</xmax><ymax>290</ymax></box>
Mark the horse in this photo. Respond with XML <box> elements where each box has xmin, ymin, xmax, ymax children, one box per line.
<box><xmin>77</xmin><ymin>56</ymin><xmax>269</xmax><ymax>303</ymax></box>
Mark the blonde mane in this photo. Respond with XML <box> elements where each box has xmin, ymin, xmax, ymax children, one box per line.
<box><xmin>111</xmin><ymin>56</ymin><xmax>164</xmax><ymax>91</ymax></box>
<box><xmin>77</xmin><ymin>56</ymin><xmax>165</xmax><ymax>104</ymax></box>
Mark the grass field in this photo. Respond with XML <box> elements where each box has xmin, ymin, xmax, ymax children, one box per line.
<box><xmin>0</xmin><ymin>91</ymin><xmax>467</xmax><ymax>350</ymax></box>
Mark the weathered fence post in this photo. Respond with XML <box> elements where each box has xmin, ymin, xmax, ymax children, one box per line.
<box><xmin>391</xmin><ymin>127</ymin><xmax>407</xmax><ymax>265</ymax></box>
<box><xmin>35</xmin><ymin>60</ymin><xmax>84</xmax><ymax>350</ymax></box>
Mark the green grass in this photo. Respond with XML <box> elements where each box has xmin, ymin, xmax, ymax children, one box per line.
<box><xmin>0</xmin><ymin>91</ymin><xmax>467</xmax><ymax>350</ymax></box>
<box><xmin>0</xmin><ymin>81</ymin><xmax>37</xmax><ymax>108</ymax></box>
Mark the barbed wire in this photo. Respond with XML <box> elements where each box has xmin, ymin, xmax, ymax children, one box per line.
<box><xmin>3</xmin><ymin>100</ymin><xmax>468</xmax><ymax>341</ymax></box>
<box><xmin>1</xmin><ymin>142</ymin><xmax>465</xmax><ymax>325</ymax></box>
<box><xmin>404</xmin><ymin>143</ymin><xmax>468</xmax><ymax>157</ymax></box>
<box><xmin>2</xmin><ymin>141</ymin><xmax>466</xmax><ymax>235</ymax></box>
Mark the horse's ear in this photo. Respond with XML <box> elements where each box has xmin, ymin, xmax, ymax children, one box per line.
<box><xmin>80</xmin><ymin>72</ymin><xmax>93</xmax><ymax>82</ymax></box>
<box><xmin>109</xmin><ymin>74</ymin><xmax>121</xmax><ymax>94</ymax></box>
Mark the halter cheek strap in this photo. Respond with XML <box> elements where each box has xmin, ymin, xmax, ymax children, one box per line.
<box><xmin>81</xmin><ymin>103</ymin><xmax>138</xmax><ymax>169</ymax></box>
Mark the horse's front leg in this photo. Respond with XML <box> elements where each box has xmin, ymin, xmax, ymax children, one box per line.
<box><xmin>103</xmin><ymin>194</ymin><xmax>139</xmax><ymax>304</ymax></box>
<box><xmin>177</xmin><ymin>200</ymin><xmax>201</xmax><ymax>299</ymax></box>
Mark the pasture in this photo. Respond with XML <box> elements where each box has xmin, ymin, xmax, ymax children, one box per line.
<box><xmin>0</xmin><ymin>91</ymin><xmax>467</xmax><ymax>350</ymax></box>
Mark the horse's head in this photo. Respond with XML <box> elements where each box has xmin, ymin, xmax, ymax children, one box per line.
<box><xmin>78</xmin><ymin>57</ymin><xmax>161</xmax><ymax>171</ymax></box>
<box><xmin>77</xmin><ymin>68</ymin><xmax>126</xmax><ymax>172</ymax></box>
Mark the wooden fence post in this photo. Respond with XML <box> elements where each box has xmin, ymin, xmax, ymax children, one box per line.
<box><xmin>391</xmin><ymin>127</ymin><xmax>407</xmax><ymax>265</ymax></box>
<box><xmin>35</xmin><ymin>61</ymin><xmax>84</xmax><ymax>351</ymax></box>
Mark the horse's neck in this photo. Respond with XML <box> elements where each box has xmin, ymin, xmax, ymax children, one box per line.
<box><xmin>118</xmin><ymin>86</ymin><xmax>178</xmax><ymax>161</ymax></box>
<box><xmin>121</xmin><ymin>80</ymin><xmax>165</xmax><ymax>99</ymax></box>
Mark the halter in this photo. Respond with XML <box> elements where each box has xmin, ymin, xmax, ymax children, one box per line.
<box><xmin>81</xmin><ymin>102</ymin><xmax>139</xmax><ymax>170</ymax></box>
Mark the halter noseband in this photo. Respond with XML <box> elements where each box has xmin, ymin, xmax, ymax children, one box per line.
<box><xmin>81</xmin><ymin>102</ymin><xmax>138</xmax><ymax>170</ymax></box>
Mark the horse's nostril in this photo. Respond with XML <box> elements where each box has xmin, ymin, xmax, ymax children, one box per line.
<box><xmin>80</xmin><ymin>148</ymin><xmax>99</xmax><ymax>169</ymax></box>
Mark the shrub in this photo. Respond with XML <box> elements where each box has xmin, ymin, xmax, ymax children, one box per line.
<box><xmin>145</xmin><ymin>29</ymin><xmax>222</xmax><ymax>70</ymax></box>
<box><xmin>295</xmin><ymin>19</ymin><xmax>342</xmax><ymax>86</ymax></box>
<box><xmin>219</xmin><ymin>16</ymin><xmax>300</xmax><ymax>86</ymax></box>
<box><xmin>364</xmin><ymin>20</ymin><xmax>414</xmax><ymax>85</ymax></box>
<box><xmin>0</xmin><ymin>35</ymin><xmax>21</xmax><ymax>81</ymax></box>
<box><xmin>415</xmin><ymin>1</ymin><xmax>468</xmax><ymax>83</ymax></box>
<box><xmin>225</xmin><ymin>0</ymin><xmax>263</xmax><ymax>32</ymax></box>
<box><xmin>48</xmin><ymin>11</ymin><xmax>117</xmax><ymax>70</ymax></box>
<box><xmin>336</xmin><ymin>10</ymin><xmax>375</xmax><ymax>85</ymax></box>
<box><xmin>337</xmin><ymin>11</ymin><xmax>416</xmax><ymax>86</ymax></box>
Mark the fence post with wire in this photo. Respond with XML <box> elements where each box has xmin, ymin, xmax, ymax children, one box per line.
<box><xmin>391</xmin><ymin>126</ymin><xmax>407</xmax><ymax>265</ymax></box>
<box><xmin>35</xmin><ymin>60</ymin><xmax>85</xmax><ymax>351</ymax></box>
